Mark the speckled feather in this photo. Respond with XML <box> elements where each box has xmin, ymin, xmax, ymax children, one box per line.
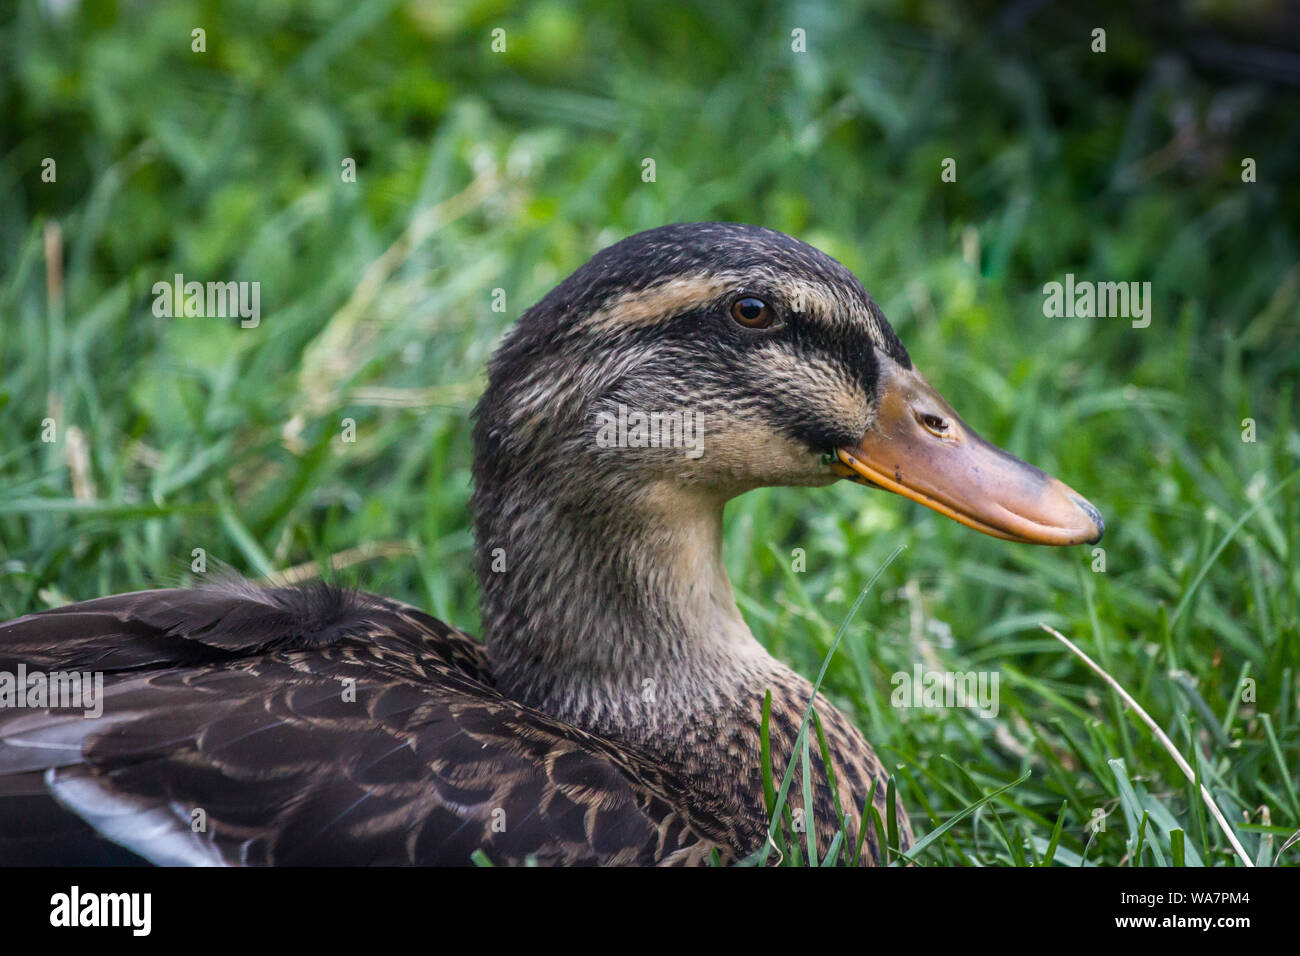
<box><xmin>0</xmin><ymin>584</ymin><xmax>723</xmax><ymax>864</ymax></box>
<box><xmin>0</xmin><ymin>583</ymin><xmax>903</xmax><ymax>864</ymax></box>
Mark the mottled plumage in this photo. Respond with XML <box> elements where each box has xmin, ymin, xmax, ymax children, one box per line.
<box><xmin>0</xmin><ymin>582</ymin><xmax>887</xmax><ymax>865</ymax></box>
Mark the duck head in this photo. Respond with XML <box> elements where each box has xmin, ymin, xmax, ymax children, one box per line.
<box><xmin>475</xmin><ymin>222</ymin><xmax>1101</xmax><ymax>545</ymax></box>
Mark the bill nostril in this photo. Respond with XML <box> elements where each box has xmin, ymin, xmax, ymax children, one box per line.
<box><xmin>919</xmin><ymin>412</ymin><xmax>951</xmax><ymax>437</ymax></box>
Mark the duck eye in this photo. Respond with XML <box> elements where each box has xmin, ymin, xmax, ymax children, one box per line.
<box><xmin>730</xmin><ymin>297</ymin><xmax>774</xmax><ymax>329</ymax></box>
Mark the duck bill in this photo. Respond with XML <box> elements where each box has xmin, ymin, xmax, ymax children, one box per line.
<box><xmin>833</xmin><ymin>364</ymin><xmax>1104</xmax><ymax>545</ymax></box>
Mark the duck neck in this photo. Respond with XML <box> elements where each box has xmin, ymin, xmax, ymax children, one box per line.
<box><xmin>474</xmin><ymin>471</ymin><xmax>783</xmax><ymax>741</ymax></box>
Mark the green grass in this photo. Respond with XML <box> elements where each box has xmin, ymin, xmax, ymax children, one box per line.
<box><xmin>2</xmin><ymin>0</ymin><xmax>1298</xmax><ymax>866</ymax></box>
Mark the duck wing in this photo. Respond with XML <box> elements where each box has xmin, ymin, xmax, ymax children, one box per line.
<box><xmin>0</xmin><ymin>581</ymin><xmax>721</xmax><ymax>865</ymax></box>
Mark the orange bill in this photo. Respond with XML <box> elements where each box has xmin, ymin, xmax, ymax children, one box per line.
<box><xmin>833</xmin><ymin>363</ymin><xmax>1104</xmax><ymax>545</ymax></box>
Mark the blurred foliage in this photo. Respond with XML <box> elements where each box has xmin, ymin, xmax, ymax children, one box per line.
<box><xmin>1</xmin><ymin>0</ymin><xmax>1298</xmax><ymax>865</ymax></box>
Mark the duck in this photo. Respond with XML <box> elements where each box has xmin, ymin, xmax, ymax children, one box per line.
<box><xmin>0</xmin><ymin>222</ymin><xmax>1103</xmax><ymax>866</ymax></box>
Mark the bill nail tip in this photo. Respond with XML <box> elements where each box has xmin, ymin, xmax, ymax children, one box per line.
<box><xmin>1070</xmin><ymin>495</ymin><xmax>1105</xmax><ymax>543</ymax></box>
